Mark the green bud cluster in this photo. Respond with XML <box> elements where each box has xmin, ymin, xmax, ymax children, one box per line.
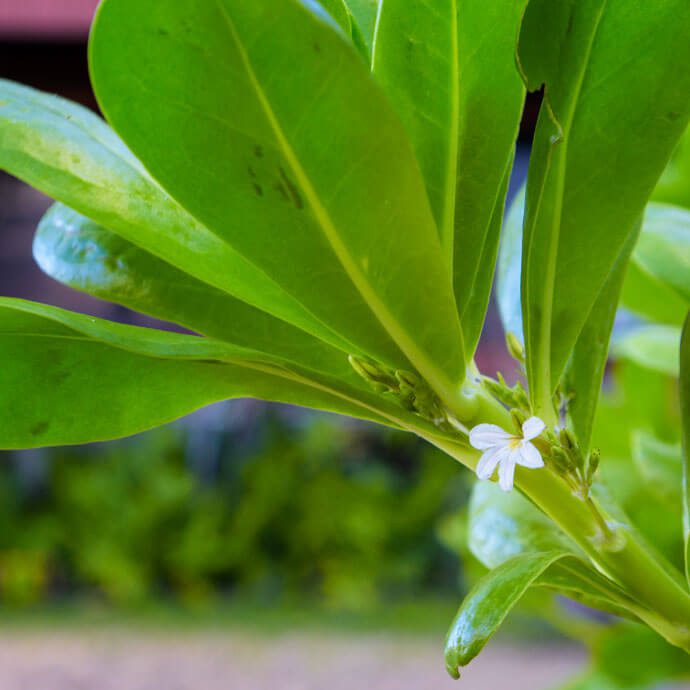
<box><xmin>349</xmin><ymin>355</ymin><xmax>454</xmax><ymax>430</ymax></box>
<box><xmin>482</xmin><ymin>373</ymin><xmax>529</xmax><ymax>410</ymax></box>
<box><xmin>543</xmin><ymin>427</ymin><xmax>601</xmax><ymax>498</ymax></box>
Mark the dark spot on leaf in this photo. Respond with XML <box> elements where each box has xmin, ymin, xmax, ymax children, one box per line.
<box><xmin>30</xmin><ymin>421</ymin><xmax>50</xmax><ymax>437</ymax></box>
<box><xmin>666</xmin><ymin>111</ymin><xmax>681</xmax><ymax>122</ymax></box>
<box><xmin>278</xmin><ymin>167</ymin><xmax>304</xmax><ymax>210</ymax></box>
<box><xmin>158</xmin><ymin>27</ymin><xmax>170</xmax><ymax>37</ymax></box>
<box><xmin>273</xmin><ymin>182</ymin><xmax>289</xmax><ymax>201</ymax></box>
<box><xmin>566</xmin><ymin>10</ymin><xmax>574</xmax><ymax>35</ymax></box>
<box><xmin>253</xmin><ymin>183</ymin><xmax>264</xmax><ymax>197</ymax></box>
<box><xmin>254</xmin><ymin>145</ymin><xmax>264</xmax><ymax>158</ymax></box>
<box><xmin>247</xmin><ymin>165</ymin><xmax>257</xmax><ymax>178</ymax></box>
<box><xmin>313</xmin><ymin>42</ymin><xmax>321</xmax><ymax>53</ymax></box>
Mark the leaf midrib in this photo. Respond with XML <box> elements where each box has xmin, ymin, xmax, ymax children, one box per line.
<box><xmin>215</xmin><ymin>0</ymin><xmax>458</xmax><ymax>401</ymax></box>
<box><xmin>526</xmin><ymin>1</ymin><xmax>609</xmax><ymax>414</ymax></box>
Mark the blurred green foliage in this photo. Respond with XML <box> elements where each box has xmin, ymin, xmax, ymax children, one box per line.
<box><xmin>0</xmin><ymin>406</ymin><xmax>467</xmax><ymax>609</ymax></box>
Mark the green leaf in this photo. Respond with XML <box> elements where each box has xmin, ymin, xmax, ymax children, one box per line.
<box><xmin>444</xmin><ymin>551</ymin><xmax>569</xmax><ymax>678</ymax></box>
<box><xmin>653</xmin><ymin>124</ymin><xmax>690</xmax><ymax>211</ymax></box>
<box><xmin>621</xmin><ymin>260</ymin><xmax>687</xmax><ymax>327</ymax></box>
<box><xmin>468</xmin><ymin>481</ymin><xmax>576</xmax><ymax>567</ymax></box>
<box><xmin>372</xmin><ymin>0</ymin><xmax>526</xmax><ymax>356</ymax></box>
<box><xmin>343</xmin><ymin>0</ymin><xmax>378</xmax><ymax>55</ymax></box>
<box><xmin>0</xmin><ymin>298</ymin><xmax>456</xmax><ymax>449</ymax></box>
<box><xmin>34</xmin><ymin>203</ymin><xmax>356</xmax><ymax>382</ymax></box>
<box><xmin>518</xmin><ymin>0</ymin><xmax>690</xmax><ymax>418</ymax></box>
<box><xmin>90</xmin><ymin>0</ymin><xmax>466</xmax><ymax>406</ymax></box>
<box><xmin>631</xmin><ymin>430</ymin><xmax>682</xmax><ymax>506</ymax></box>
<box><xmin>0</xmin><ymin>80</ymin><xmax>349</xmax><ymax>352</ymax></box>
<box><xmin>468</xmin><ymin>482</ymin><xmax>641</xmax><ymax>620</ymax></box>
<box><xmin>563</xmin><ymin>224</ymin><xmax>640</xmax><ymax>452</ymax></box>
<box><xmin>633</xmin><ymin>203</ymin><xmax>690</xmax><ymax>305</ymax></box>
<box><xmin>613</xmin><ymin>325</ymin><xmax>680</xmax><ymax>378</ymax></box>
<box><xmin>679</xmin><ymin>314</ymin><xmax>690</xmax><ymax>587</ymax></box>
<box><xmin>0</xmin><ymin>299</ymin><xmax>411</xmax><ymax>449</ymax></box>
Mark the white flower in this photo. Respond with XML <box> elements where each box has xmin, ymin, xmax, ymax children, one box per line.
<box><xmin>469</xmin><ymin>417</ymin><xmax>546</xmax><ymax>492</ymax></box>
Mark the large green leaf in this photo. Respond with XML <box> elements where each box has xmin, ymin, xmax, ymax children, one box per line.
<box><xmin>89</xmin><ymin>0</ymin><xmax>466</xmax><ymax>408</ymax></box>
<box><xmin>679</xmin><ymin>315</ymin><xmax>690</xmax><ymax>588</ymax></box>
<box><xmin>0</xmin><ymin>80</ymin><xmax>350</xmax><ymax>352</ymax></box>
<box><xmin>0</xmin><ymin>298</ymin><xmax>454</xmax><ymax>448</ymax></box>
<box><xmin>372</xmin><ymin>0</ymin><xmax>526</xmax><ymax>356</ymax></box>
<box><xmin>0</xmin><ymin>301</ymin><xmax>397</xmax><ymax>448</ymax></box>
<box><xmin>518</xmin><ymin>0</ymin><xmax>690</xmax><ymax>418</ymax></box>
<box><xmin>444</xmin><ymin>551</ymin><xmax>569</xmax><ymax>678</ymax></box>
<box><xmin>563</xmin><ymin>226</ymin><xmax>639</xmax><ymax>452</ymax></box>
<box><xmin>468</xmin><ymin>482</ymin><xmax>641</xmax><ymax>619</ymax></box>
<box><xmin>34</xmin><ymin>203</ymin><xmax>356</xmax><ymax>382</ymax></box>
<box><xmin>614</xmin><ymin>325</ymin><xmax>680</xmax><ymax>378</ymax></box>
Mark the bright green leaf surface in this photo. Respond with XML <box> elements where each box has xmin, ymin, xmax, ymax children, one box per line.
<box><xmin>518</xmin><ymin>0</ymin><xmax>690</xmax><ymax>418</ymax></box>
<box><xmin>373</xmin><ymin>0</ymin><xmax>526</xmax><ymax>356</ymax></box>
<box><xmin>614</xmin><ymin>325</ymin><xmax>680</xmax><ymax>378</ymax></box>
<box><xmin>34</xmin><ymin>203</ymin><xmax>357</xmax><ymax>382</ymax></box>
<box><xmin>564</xmin><ymin>226</ymin><xmax>639</xmax><ymax>452</ymax></box>
<box><xmin>679</xmin><ymin>315</ymin><xmax>690</xmax><ymax>587</ymax></box>
<box><xmin>0</xmin><ymin>80</ymin><xmax>351</xmax><ymax>351</ymax></box>
<box><xmin>90</xmin><ymin>0</ymin><xmax>466</xmax><ymax>404</ymax></box>
<box><xmin>444</xmin><ymin>551</ymin><xmax>568</xmax><ymax>678</ymax></box>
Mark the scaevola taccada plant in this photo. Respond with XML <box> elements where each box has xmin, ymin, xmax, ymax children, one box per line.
<box><xmin>2</xmin><ymin>0</ymin><xmax>690</xmax><ymax>680</ymax></box>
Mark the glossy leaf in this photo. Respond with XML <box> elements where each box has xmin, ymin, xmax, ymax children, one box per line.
<box><xmin>614</xmin><ymin>325</ymin><xmax>680</xmax><ymax>378</ymax></box>
<box><xmin>631</xmin><ymin>431</ymin><xmax>682</xmax><ymax>506</ymax></box>
<box><xmin>0</xmin><ymin>80</ymin><xmax>349</xmax><ymax>351</ymax></box>
<box><xmin>34</xmin><ymin>203</ymin><xmax>357</xmax><ymax>382</ymax></box>
<box><xmin>563</xmin><ymin>225</ymin><xmax>639</xmax><ymax>452</ymax></box>
<box><xmin>468</xmin><ymin>482</ymin><xmax>640</xmax><ymax>619</ymax></box>
<box><xmin>468</xmin><ymin>481</ymin><xmax>576</xmax><ymax>567</ymax></box>
<box><xmin>679</xmin><ymin>315</ymin><xmax>690</xmax><ymax>587</ymax></box>
<box><xmin>90</xmin><ymin>0</ymin><xmax>466</xmax><ymax>405</ymax></box>
<box><xmin>633</xmin><ymin>204</ymin><xmax>690</xmax><ymax>305</ymax></box>
<box><xmin>444</xmin><ymin>551</ymin><xmax>568</xmax><ymax>678</ymax></box>
<box><xmin>518</xmin><ymin>0</ymin><xmax>690</xmax><ymax>418</ymax></box>
<box><xmin>0</xmin><ymin>299</ymin><xmax>414</xmax><ymax>449</ymax></box>
<box><xmin>372</xmin><ymin>0</ymin><xmax>526</xmax><ymax>356</ymax></box>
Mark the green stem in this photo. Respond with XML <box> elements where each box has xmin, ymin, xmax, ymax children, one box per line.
<box><xmin>421</xmin><ymin>388</ymin><xmax>690</xmax><ymax>652</ymax></box>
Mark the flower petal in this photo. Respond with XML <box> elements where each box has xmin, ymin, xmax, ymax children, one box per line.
<box><xmin>522</xmin><ymin>416</ymin><xmax>546</xmax><ymax>441</ymax></box>
<box><xmin>517</xmin><ymin>441</ymin><xmax>544</xmax><ymax>469</ymax></box>
<box><xmin>476</xmin><ymin>446</ymin><xmax>507</xmax><ymax>480</ymax></box>
<box><xmin>498</xmin><ymin>456</ymin><xmax>517</xmax><ymax>491</ymax></box>
<box><xmin>469</xmin><ymin>424</ymin><xmax>512</xmax><ymax>450</ymax></box>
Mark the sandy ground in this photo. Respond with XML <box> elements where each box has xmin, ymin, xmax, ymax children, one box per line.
<box><xmin>0</xmin><ymin>631</ymin><xmax>588</xmax><ymax>690</ymax></box>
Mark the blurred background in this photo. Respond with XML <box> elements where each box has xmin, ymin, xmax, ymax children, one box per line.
<box><xmin>0</xmin><ymin>2</ymin><xmax>578</xmax><ymax>689</ymax></box>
